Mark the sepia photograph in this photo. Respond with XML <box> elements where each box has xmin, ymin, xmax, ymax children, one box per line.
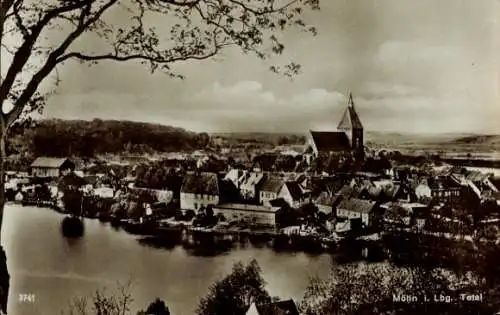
<box><xmin>0</xmin><ymin>0</ymin><xmax>500</xmax><ymax>314</ymax></box>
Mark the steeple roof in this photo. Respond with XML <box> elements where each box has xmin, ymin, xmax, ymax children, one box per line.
<box><xmin>337</xmin><ymin>92</ymin><xmax>363</xmax><ymax>130</ymax></box>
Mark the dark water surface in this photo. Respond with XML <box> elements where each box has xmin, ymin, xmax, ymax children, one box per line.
<box><xmin>2</xmin><ymin>205</ymin><xmax>333</xmax><ymax>315</ymax></box>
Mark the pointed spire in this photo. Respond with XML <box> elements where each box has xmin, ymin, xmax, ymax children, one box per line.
<box><xmin>348</xmin><ymin>91</ymin><xmax>354</xmax><ymax>108</ymax></box>
<box><xmin>337</xmin><ymin>90</ymin><xmax>363</xmax><ymax>130</ymax></box>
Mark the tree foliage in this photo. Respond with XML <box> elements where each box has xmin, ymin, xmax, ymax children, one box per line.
<box><xmin>300</xmin><ymin>262</ymin><xmax>494</xmax><ymax>315</ymax></box>
<box><xmin>196</xmin><ymin>259</ymin><xmax>272</xmax><ymax>315</ymax></box>
<box><xmin>7</xmin><ymin>119</ymin><xmax>204</xmax><ymax>159</ymax></box>
<box><xmin>138</xmin><ymin>298</ymin><xmax>170</xmax><ymax>315</ymax></box>
<box><xmin>1</xmin><ymin>0</ymin><xmax>320</xmax><ymax>128</ymax></box>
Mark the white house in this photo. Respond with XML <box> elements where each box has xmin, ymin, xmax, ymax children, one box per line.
<box><xmin>30</xmin><ymin>157</ymin><xmax>75</xmax><ymax>178</ymax></box>
<box><xmin>240</xmin><ymin>172</ymin><xmax>266</xmax><ymax>201</ymax></box>
<box><xmin>336</xmin><ymin>198</ymin><xmax>378</xmax><ymax>228</ymax></box>
<box><xmin>180</xmin><ymin>172</ymin><xmax>219</xmax><ymax>211</ymax></box>
<box><xmin>278</xmin><ymin>182</ymin><xmax>305</xmax><ymax>208</ymax></box>
<box><xmin>224</xmin><ymin>169</ymin><xmax>246</xmax><ymax>189</ymax></box>
<box><xmin>214</xmin><ymin>203</ymin><xmax>280</xmax><ymax>226</ymax></box>
<box><xmin>259</xmin><ymin>177</ymin><xmax>285</xmax><ymax>206</ymax></box>
<box><xmin>415</xmin><ymin>180</ymin><xmax>432</xmax><ymax>200</ymax></box>
<box><xmin>314</xmin><ymin>191</ymin><xmax>335</xmax><ymax>215</ymax></box>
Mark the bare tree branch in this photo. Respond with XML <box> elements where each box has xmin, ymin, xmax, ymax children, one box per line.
<box><xmin>12</xmin><ymin>0</ymin><xmax>29</xmax><ymax>38</ymax></box>
<box><xmin>2</xmin><ymin>0</ymin><xmax>319</xmax><ymax>126</ymax></box>
<box><xmin>5</xmin><ymin>0</ymin><xmax>118</xmax><ymax>127</ymax></box>
<box><xmin>0</xmin><ymin>0</ymin><xmax>93</xmax><ymax>110</ymax></box>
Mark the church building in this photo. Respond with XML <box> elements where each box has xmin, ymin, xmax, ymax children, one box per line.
<box><xmin>304</xmin><ymin>92</ymin><xmax>364</xmax><ymax>162</ymax></box>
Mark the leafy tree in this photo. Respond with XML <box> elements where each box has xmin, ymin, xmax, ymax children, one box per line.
<box><xmin>277</xmin><ymin>136</ymin><xmax>289</xmax><ymax>145</ymax></box>
<box><xmin>276</xmin><ymin>204</ymin><xmax>299</xmax><ymax>228</ymax></box>
<box><xmin>196</xmin><ymin>259</ymin><xmax>272</xmax><ymax>315</ymax></box>
<box><xmin>205</xmin><ymin>204</ymin><xmax>214</xmax><ymax>218</ymax></box>
<box><xmin>300</xmin><ymin>263</ymin><xmax>492</xmax><ymax>315</ymax></box>
<box><xmin>216</xmin><ymin>212</ymin><xmax>226</xmax><ymax>222</ymax></box>
<box><xmin>197</xmin><ymin>132</ymin><xmax>211</xmax><ymax>148</ymax></box>
<box><xmin>138</xmin><ymin>298</ymin><xmax>171</xmax><ymax>315</ymax></box>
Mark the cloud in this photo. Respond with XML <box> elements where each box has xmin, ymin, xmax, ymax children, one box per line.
<box><xmin>189</xmin><ymin>80</ymin><xmax>346</xmax><ymax>115</ymax></box>
<box><xmin>39</xmin><ymin>0</ymin><xmax>499</xmax><ymax>134</ymax></box>
<box><xmin>376</xmin><ymin>41</ymin><xmax>457</xmax><ymax>66</ymax></box>
<box><xmin>361</xmin><ymin>81</ymin><xmax>426</xmax><ymax>99</ymax></box>
<box><xmin>179</xmin><ymin>80</ymin><xmax>350</xmax><ymax>132</ymax></box>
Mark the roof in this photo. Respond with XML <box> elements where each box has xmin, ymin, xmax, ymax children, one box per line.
<box><xmin>337</xmin><ymin>94</ymin><xmax>363</xmax><ymax>130</ymax></box>
<box><xmin>242</xmin><ymin>172</ymin><xmax>266</xmax><ymax>188</ymax></box>
<box><xmin>260</xmin><ymin>177</ymin><xmax>284</xmax><ymax>194</ymax></box>
<box><xmin>428</xmin><ymin>176</ymin><xmax>462</xmax><ymax>190</ymax></box>
<box><xmin>315</xmin><ymin>191</ymin><xmax>336</xmax><ymax>206</ymax></box>
<box><xmin>269</xmin><ymin>198</ymin><xmax>290</xmax><ymax>208</ymax></box>
<box><xmin>84</xmin><ymin>175</ymin><xmax>99</xmax><ymax>185</ymax></box>
<box><xmin>337</xmin><ymin>198</ymin><xmax>377</xmax><ymax>214</ymax></box>
<box><xmin>255</xmin><ymin>299</ymin><xmax>300</xmax><ymax>315</ymax></box>
<box><xmin>372</xmin><ymin>181</ymin><xmax>401</xmax><ymax>199</ymax></box>
<box><xmin>465</xmin><ymin>171</ymin><xmax>490</xmax><ymax>183</ymax></box>
<box><xmin>309</xmin><ymin>131</ymin><xmax>351</xmax><ymax>152</ymax></box>
<box><xmin>491</xmin><ymin>178</ymin><xmax>500</xmax><ymax>191</ymax></box>
<box><xmin>384</xmin><ymin>184</ymin><xmax>401</xmax><ymax>199</ymax></box>
<box><xmin>181</xmin><ymin>172</ymin><xmax>219</xmax><ymax>195</ymax></box>
<box><xmin>331</xmin><ymin>184</ymin><xmax>362</xmax><ymax>206</ymax></box>
<box><xmin>284</xmin><ymin>182</ymin><xmax>303</xmax><ymax>200</ymax></box>
<box><xmin>31</xmin><ymin>157</ymin><xmax>71</xmax><ymax>168</ymax></box>
<box><xmin>216</xmin><ymin>203</ymin><xmax>279</xmax><ymax>213</ymax></box>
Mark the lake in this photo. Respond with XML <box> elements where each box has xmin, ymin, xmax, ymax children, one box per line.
<box><xmin>1</xmin><ymin>205</ymin><xmax>333</xmax><ymax>315</ymax></box>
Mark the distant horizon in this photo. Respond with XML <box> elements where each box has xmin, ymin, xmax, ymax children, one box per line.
<box><xmin>34</xmin><ymin>117</ymin><xmax>500</xmax><ymax>137</ymax></box>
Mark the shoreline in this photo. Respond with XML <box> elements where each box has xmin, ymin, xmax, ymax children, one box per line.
<box><xmin>11</xmin><ymin>201</ymin><xmax>495</xmax><ymax>263</ymax></box>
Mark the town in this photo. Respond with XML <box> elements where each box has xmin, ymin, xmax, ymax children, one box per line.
<box><xmin>6</xmin><ymin>92</ymin><xmax>500</xmax><ymax>256</ymax></box>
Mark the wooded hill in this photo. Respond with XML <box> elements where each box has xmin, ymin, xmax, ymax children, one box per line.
<box><xmin>6</xmin><ymin>119</ymin><xmax>206</xmax><ymax>159</ymax></box>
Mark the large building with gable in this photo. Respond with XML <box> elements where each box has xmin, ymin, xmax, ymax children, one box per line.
<box><xmin>304</xmin><ymin>92</ymin><xmax>365</xmax><ymax>162</ymax></box>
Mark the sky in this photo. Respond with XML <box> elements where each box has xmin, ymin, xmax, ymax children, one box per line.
<box><xmin>29</xmin><ymin>0</ymin><xmax>500</xmax><ymax>133</ymax></box>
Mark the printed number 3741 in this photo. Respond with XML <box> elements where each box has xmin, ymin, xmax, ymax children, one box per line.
<box><xmin>19</xmin><ymin>294</ymin><xmax>36</xmax><ymax>303</ymax></box>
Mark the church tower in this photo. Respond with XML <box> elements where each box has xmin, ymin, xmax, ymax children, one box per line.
<box><xmin>337</xmin><ymin>92</ymin><xmax>364</xmax><ymax>159</ymax></box>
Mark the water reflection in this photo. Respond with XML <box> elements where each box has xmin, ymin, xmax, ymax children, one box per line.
<box><xmin>2</xmin><ymin>205</ymin><xmax>335</xmax><ymax>315</ymax></box>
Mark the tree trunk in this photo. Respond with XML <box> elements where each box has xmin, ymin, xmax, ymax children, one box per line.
<box><xmin>0</xmin><ymin>125</ymin><xmax>10</xmax><ymax>314</ymax></box>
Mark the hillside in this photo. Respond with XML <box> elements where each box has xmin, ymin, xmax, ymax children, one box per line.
<box><xmin>5</xmin><ymin>119</ymin><xmax>500</xmax><ymax>166</ymax></box>
<box><xmin>7</xmin><ymin>119</ymin><xmax>205</xmax><ymax>160</ymax></box>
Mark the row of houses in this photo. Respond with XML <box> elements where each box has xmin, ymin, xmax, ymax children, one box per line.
<box><xmin>26</xmin><ymin>156</ymin><xmax>500</xmax><ymax>232</ymax></box>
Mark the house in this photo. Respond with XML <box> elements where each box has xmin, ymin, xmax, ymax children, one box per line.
<box><xmin>314</xmin><ymin>191</ymin><xmax>335</xmax><ymax>215</ymax></box>
<box><xmin>30</xmin><ymin>157</ymin><xmax>75</xmax><ymax>178</ymax></box>
<box><xmin>427</xmin><ymin>176</ymin><xmax>463</xmax><ymax>203</ymax></box>
<box><xmin>180</xmin><ymin>172</ymin><xmax>219</xmax><ymax>211</ymax></box>
<box><xmin>415</xmin><ymin>179</ymin><xmax>432</xmax><ymax>200</ymax></box>
<box><xmin>214</xmin><ymin>203</ymin><xmax>280</xmax><ymax>227</ymax></box>
<box><xmin>295</xmin><ymin>174</ymin><xmax>309</xmax><ymax>191</ymax></box>
<box><xmin>240</xmin><ymin>172</ymin><xmax>267</xmax><ymax>201</ymax></box>
<box><xmin>218</xmin><ymin>179</ymin><xmax>242</xmax><ymax>203</ymax></box>
<box><xmin>246</xmin><ymin>299</ymin><xmax>300</xmax><ymax>315</ymax></box>
<box><xmin>279</xmin><ymin>182</ymin><xmax>305</xmax><ymax>208</ymax></box>
<box><xmin>259</xmin><ymin>177</ymin><xmax>285</xmax><ymax>206</ymax></box>
<box><xmin>331</xmin><ymin>184</ymin><xmax>361</xmax><ymax>208</ymax></box>
<box><xmin>381</xmin><ymin>202</ymin><xmax>414</xmax><ymax>227</ymax></box>
<box><xmin>368</xmin><ymin>180</ymin><xmax>405</xmax><ymax>202</ymax></box>
<box><xmin>459</xmin><ymin>171</ymin><xmax>499</xmax><ymax>200</ymax></box>
<box><xmin>392</xmin><ymin>165</ymin><xmax>414</xmax><ymax>182</ymax></box>
<box><xmin>303</xmin><ymin>92</ymin><xmax>364</xmax><ymax>162</ymax></box>
<box><xmin>224</xmin><ymin>169</ymin><xmax>245</xmax><ymax>189</ymax></box>
<box><xmin>336</xmin><ymin>198</ymin><xmax>379</xmax><ymax>228</ymax></box>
